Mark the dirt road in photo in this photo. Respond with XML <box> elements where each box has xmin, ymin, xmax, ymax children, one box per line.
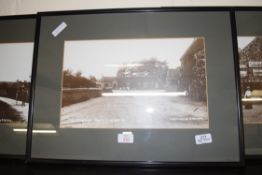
<box><xmin>61</xmin><ymin>91</ymin><xmax>208</xmax><ymax>129</ymax></box>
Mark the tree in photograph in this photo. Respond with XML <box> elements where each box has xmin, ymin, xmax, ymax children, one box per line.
<box><xmin>62</xmin><ymin>69</ymin><xmax>101</xmax><ymax>107</ymax></box>
<box><xmin>63</xmin><ymin>69</ymin><xmax>74</xmax><ymax>88</ymax></box>
<box><xmin>89</xmin><ymin>76</ymin><xmax>97</xmax><ymax>83</ymax></box>
<box><xmin>63</xmin><ymin>69</ymin><xmax>96</xmax><ymax>88</ymax></box>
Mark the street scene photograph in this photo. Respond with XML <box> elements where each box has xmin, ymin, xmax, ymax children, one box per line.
<box><xmin>238</xmin><ymin>36</ymin><xmax>262</xmax><ymax>124</ymax></box>
<box><xmin>60</xmin><ymin>38</ymin><xmax>208</xmax><ymax>129</ymax></box>
<box><xmin>0</xmin><ymin>43</ymin><xmax>33</xmax><ymax>124</ymax></box>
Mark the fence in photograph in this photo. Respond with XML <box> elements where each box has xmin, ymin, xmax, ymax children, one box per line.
<box><xmin>62</xmin><ymin>88</ymin><xmax>102</xmax><ymax>107</ymax></box>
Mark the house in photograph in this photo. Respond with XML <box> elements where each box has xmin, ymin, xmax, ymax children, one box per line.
<box><xmin>239</xmin><ymin>37</ymin><xmax>262</xmax><ymax>123</ymax></box>
<box><xmin>115</xmin><ymin>58</ymin><xmax>168</xmax><ymax>90</ymax></box>
<box><xmin>239</xmin><ymin>37</ymin><xmax>262</xmax><ymax>96</ymax></box>
<box><xmin>179</xmin><ymin>38</ymin><xmax>206</xmax><ymax>101</ymax></box>
<box><xmin>100</xmin><ymin>76</ymin><xmax>118</xmax><ymax>90</ymax></box>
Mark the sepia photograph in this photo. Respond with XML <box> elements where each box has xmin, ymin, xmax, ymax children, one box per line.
<box><xmin>60</xmin><ymin>38</ymin><xmax>208</xmax><ymax>129</ymax></box>
<box><xmin>0</xmin><ymin>43</ymin><xmax>33</xmax><ymax>124</ymax></box>
<box><xmin>238</xmin><ymin>36</ymin><xmax>262</xmax><ymax>124</ymax></box>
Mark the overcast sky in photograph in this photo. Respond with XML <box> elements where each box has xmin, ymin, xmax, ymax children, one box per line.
<box><xmin>238</xmin><ymin>36</ymin><xmax>256</xmax><ymax>49</ymax></box>
<box><xmin>64</xmin><ymin>38</ymin><xmax>197</xmax><ymax>79</ymax></box>
<box><xmin>0</xmin><ymin>43</ymin><xmax>33</xmax><ymax>82</ymax></box>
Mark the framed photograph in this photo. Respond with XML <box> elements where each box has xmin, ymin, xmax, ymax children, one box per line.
<box><xmin>0</xmin><ymin>15</ymin><xmax>36</xmax><ymax>157</ymax></box>
<box><xmin>30</xmin><ymin>9</ymin><xmax>243</xmax><ymax>165</ymax></box>
<box><xmin>236</xmin><ymin>10</ymin><xmax>262</xmax><ymax>157</ymax></box>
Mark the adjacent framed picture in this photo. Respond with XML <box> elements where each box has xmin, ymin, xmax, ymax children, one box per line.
<box><xmin>235</xmin><ymin>10</ymin><xmax>262</xmax><ymax>157</ymax></box>
<box><xmin>0</xmin><ymin>15</ymin><xmax>36</xmax><ymax>157</ymax></box>
<box><xmin>30</xmin><ymin>9</ymin><xmax>243</xmax><ymax>165</ymax></box>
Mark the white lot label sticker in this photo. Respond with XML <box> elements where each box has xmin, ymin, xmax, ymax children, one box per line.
<box><xmin>195</xmin><ymin>133</ymin><xmax>212</xmax><ymax>145</ymax></box>
<box><xmin>52</xmin><ymin>22</ymin><xmax>67</xmax><ymax>37</ymax></box>
<box><xmin>118</xmin><ymin>132</ymin><xmax>134</xmax><ymax>144</ymax></box>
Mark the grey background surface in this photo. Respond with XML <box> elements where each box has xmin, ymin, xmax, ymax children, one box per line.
<box><xmin>236</xmin><ymin>11</ymin><xmax>262</xmax><ymax>156</ymax></box>
<box><xmin>0</xmin><ymin>18</ymin><xmax>35</xmax><ymax>156</ymax></box>
<box><xmin>32</xmin><ymin>11</ymin><xmax>240</xmax><ymax>162</ymax></box>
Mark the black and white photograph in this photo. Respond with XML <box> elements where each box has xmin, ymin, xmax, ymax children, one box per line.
<box><xmin>238</xmin><ymin>36</ymin><xmax>262</xmax><ymax>124</ymax></box>
<box><xmin>60</xmin><ymin>37</ymin><xmax>208</xmax><ymax>129</ymax></box>
<box><xmin>0</xmin><ymin>43</ymin><xmax>33</xmax><ymax>124</ymax></box>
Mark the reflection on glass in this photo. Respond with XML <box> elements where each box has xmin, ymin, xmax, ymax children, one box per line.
<box><xmin>238</xmin><ymin>36</ymin><xmax>262</xmax><ymax>124</ymax></box>
<box><xmin>60</xmin><ymin>38</ymin><xmax>209</xmax><ymax>129</ymax></box>
<box><xmin>0</xmin><ymin>43</ymin><xmax>33</xmax><ymax>126</ymax></box>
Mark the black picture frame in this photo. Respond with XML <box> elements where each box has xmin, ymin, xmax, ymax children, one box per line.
<box><xmin>0</xmin><ymin>14</ymin><xmax>36</xmax><ymax>159</ymax></box>
<box><xmin>26</xmin><ymin>7</ymin><xmax>245</xmax><ymax>166</ymax></box>
<box><xmin>234</xmin><ymin>8</ymin><xmax>262</xmax><ymax>159</ymax></box>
